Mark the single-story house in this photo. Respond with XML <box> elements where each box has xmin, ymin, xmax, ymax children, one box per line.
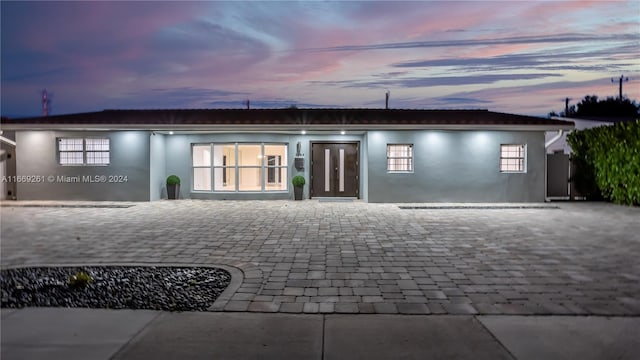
<box><xmin>0</xmin><ymin>108</ymin><xmax>573</xmax><ymax>202</ymax></box>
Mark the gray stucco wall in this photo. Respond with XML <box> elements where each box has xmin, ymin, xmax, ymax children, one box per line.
<box><xmin>15</xmin><ymin>131</ymin><xmax>150</xmax><ymax>201</ymax></box>
<box><xmin>162</xmin><ymin>133</ymin><xmax>364</xmax><ymax>200</ymax></box>
<box><xmin>149</xmin><ymin>133</ymin><xmax>166</xmax><ymax>201</ymax></box>
<box><xmin>366</xmin><ymin>130</ymin><xmax>546</xmax><ymax>202</ymax></box>
<box><xmin>1</xmin><ymin>130</ymin><xmax>17</xmax><ymax>200</ymax></box>
<box><xmin>360</xmin><ymin>133</ymin><xmax>369</xmax><ymax>202</ymax></box>
<box><xmin>13</xmin><ymin>129</ymin><xmax>544</xmax><ymax>202</ymax></box>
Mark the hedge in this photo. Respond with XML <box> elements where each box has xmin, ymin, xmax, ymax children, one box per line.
<box><xmin>567</xmin><ymin>120</ymin><xmax>640</xmax><ymax>205</ymax></box>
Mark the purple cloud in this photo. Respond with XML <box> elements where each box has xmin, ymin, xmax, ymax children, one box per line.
<box><xmin>1</xmin><ymin>1</ymin><xmax>638</xmax><ymax>118</ymax></box>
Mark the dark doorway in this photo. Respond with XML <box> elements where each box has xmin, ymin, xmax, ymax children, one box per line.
<box><xmin>547</xmin><ymin>152</ymin><xmax>570</xmax><ymax>198</ymax></box>
<box><xmin>311</xmin><ymin>142</ymin><xmax>359</xmax><ymax>198</ymax></box>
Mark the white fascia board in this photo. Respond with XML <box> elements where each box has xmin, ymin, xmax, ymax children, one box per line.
<box><xmin>2</xmin><ymin>123</ymin><xmax>575</xmax><ymax>132</ymax></box>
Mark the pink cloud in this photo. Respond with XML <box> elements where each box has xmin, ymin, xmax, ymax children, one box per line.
<box><xmin>2</xmin><ymin>1</ymin><xmax>638</xmax><ymax>117</ymax></box>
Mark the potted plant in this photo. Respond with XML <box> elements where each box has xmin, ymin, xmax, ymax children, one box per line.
<box><xmin>166</xmin><ymin>175</ymin><xmax>181</xmax><ymax>200</ymax></box>
<box><xmin>292</xmin><ymin>175</ymin><xmax>305</xmax><ymax>200</ymax></box>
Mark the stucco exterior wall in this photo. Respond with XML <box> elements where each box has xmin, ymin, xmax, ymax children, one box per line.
<box><xmin>149</xmin><ymin>133</ymin><xmax>166</xmax><ymax>200</ymax></box>
<box><xmin>366</xmin><ymin>130</ymin><xmax>545</xmax><ymax>202</ymax></box>
<box><xmin>12</xmin><ymin>129</ymin><xmax>546</xmax><ymax>202</ymax></box>
<box><xmin>15</xmin><ymin>131</ymin><xmax>150</xmax><ymax>201</ymax></box>
<box><xmin>163</xmin><ymin>133</ymin><xmax>365</xmax><ymax>200</ymax></box>
<box><xmin>1</xmin><ymin>130</ymin><xmax>17</xmax><ymax>200</ymax></box>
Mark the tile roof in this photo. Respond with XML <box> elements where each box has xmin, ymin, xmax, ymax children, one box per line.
<box><xmin>1</xmin><ymin>108</ymin><xmax>574</xmax><ymax>130</ymax></box>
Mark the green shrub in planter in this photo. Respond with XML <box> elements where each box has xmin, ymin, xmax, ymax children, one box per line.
<box><xmin>292</xmin><ymin>175</ymin><xmax>305</xmax><ymax>200</ymax></box>
<box><xmin>166</xmin><ymin>175</ymin><xmax>181</xmax><ymax>200</ymax></box>
<box><xmin>292</xmin><ymin>175</ymin><xmax>305</xmax><ymax>187</ymax></box>
<box><xmin>166</xmin><ymin>175</ymin><xmax>181</xmax><ymax>186</ymax></box>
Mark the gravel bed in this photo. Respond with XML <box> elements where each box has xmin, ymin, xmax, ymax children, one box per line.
<box><xmin>1</xmin><ymin>266</ymin><xmax>231</xmax><ymax>311</ymax></box>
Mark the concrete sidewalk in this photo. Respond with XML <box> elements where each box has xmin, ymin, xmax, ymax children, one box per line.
<box><xmin>2</xmin><ymin>308</ymin><xmax>638</xmax><ymax>360</ymax></box>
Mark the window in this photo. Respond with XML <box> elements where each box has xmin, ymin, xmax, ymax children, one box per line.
<box><xmin>264</xmin><ymin>145</ymin><xmax>287</xmax><ymax>191</ymax></box>
<box><xmin>58</xmin><ymin>138</ymin><xmax>109</xmax><ymax>165</ymax></box>
<box><xmin>192</xmin><ymin>143</ymin><xmax>288</xmax><ymax>192</ymax></box>
<box><xmin>213</xmin><ymin>144</ymin><xmax>235</xmax><ymax>191</ymax></box>
<box><xmin>238</xmin><ymin>144</ymin><xmax>262</xmax><ymax>191</ymax></box>
<box><xmin>387</xmin><ymin>144</ymin><xmax>413</xmax><ymax>172</ymax></box>
<box><xmin>86</xmin><ymin>139</ymin><xmax>110</xmax><ymax>165</ymax></box>
<box><xmin>192</xmin><ymin>145</ymin><xmax>211</xmax><ymax>191</ymax></box>
<box><xmin>58</xmin><ymin>138</ymin><xmax>84</xmax><ymax>165</ymax></box>
<box><xmin>500</xmin><ymin>144</ymin><xmax>526</xmax><ymax>172</ymax></box>
<box><xmin>267</xmin><ymin>156</ymin><xmax>282</xmax><ymax>183</ymax></box>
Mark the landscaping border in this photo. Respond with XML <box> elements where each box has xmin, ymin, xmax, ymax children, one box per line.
<box><xmin>1</xmin><ymin>262</ymin><xmax>244</xmax><ymax>312</ymax></box>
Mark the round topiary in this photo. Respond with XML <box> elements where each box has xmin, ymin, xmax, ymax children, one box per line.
<box><xmin>292</xmin><ymin>175</ymin><xmax>305</xmax><ymax>187</ymax></box>
<box><xmin>166</xmin><ymin>175</ymin><xmax>181</xmax><ymax>186</ymax></box>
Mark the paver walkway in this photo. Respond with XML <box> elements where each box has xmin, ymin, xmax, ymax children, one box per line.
<box><xmin>1</xmin><ymin>200</ymin><xmax>639</xmax><ymax>315</ymax></box>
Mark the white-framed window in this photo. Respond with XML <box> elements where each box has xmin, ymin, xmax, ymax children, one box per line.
<box><xmin>58</xmin><ymin>138</ymin><xmax>110</xmax><ymax>165</ymax></box>
<box><xmin>192</xmin><ymin>144</ymin><xmax>212</xmax><ymax>191</ymax></box>
<box><xmin>192</xmin><ymin>143</ymin><xmax>288</xmax><ymax>192</ymax></box>
<box><xmin>85</xmin><ymin>138</ymin><xmax>110</xmax><ymax>165</ymax></box>
<box><xmin>500</xmin><ymin>144</ymin><xmax>526</xmax><ymax>172</ymax></box>
<box><xmin>387</xmin><ymin>144</ymin><xmax>413</xmax><ymax>172</ymax></box>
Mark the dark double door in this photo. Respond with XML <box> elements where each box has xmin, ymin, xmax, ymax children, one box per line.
<box><xmin>311</xmin><ymin>142</ymin><xmax>359</xmax><ymax>198</ymax></box>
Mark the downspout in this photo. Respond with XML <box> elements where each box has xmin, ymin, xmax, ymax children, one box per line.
<box><xmin>544</xmin><ymin>129</ymin><xmax>564</xmax><ymax>202</ymax></box>
<box><xmin>545</xmin><ymin>129</ymin><xmax>564</xmax><ymax>149</ymax></box>
<box><xmin>0</xmin><ymin>135</ymin><xmax>17</xmax><ymax>147</ymax></box>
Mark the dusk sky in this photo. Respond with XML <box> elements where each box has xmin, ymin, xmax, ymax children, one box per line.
<box><xmin>1</xmin><ymin>1</ymin><xmax>639</xmax><ymax>118</ymax></box>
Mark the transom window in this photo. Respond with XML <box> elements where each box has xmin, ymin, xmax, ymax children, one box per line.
<box><xmin>500</xmin><ymin>144</ymin><xmax>526</xmax><ymax>172</ymax></box>
<box><xmin>387</xmin><ymin>144</ymin><xmax>413</xmax><ymax>172</ymax></box>
<box><xmin>192</xmin><ymin>143</ymin><xmax>288</xmax><ymax>192</ymax></box>
<box><xmin>58</xmin><ymin>138</ymin><xmax>110</xmax><ymax>165</ymax></box>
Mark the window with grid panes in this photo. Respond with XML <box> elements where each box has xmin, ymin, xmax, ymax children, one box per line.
<box><xmin>58</xmin><ymin>138</ymin><xmax>110</xmax><ymax>165</ymax></box>
<box><xmin>500</xmin><ymin>144</ymin><xmax>526</xmax><ymax>172</ymax></box>
<box><xmin>85</xmin><ymin>138</ymin><xmax>110</xmax><ymax>165</ymax></box>
<box><xmin>387</xmin><ymin>144</ymin><xmax>413</xmax><ymax>172</ymax></box>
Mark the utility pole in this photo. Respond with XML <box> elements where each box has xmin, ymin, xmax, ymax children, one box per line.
<box><xmin>611</xmin><ymin>75</ymin><xmax>629</xmax><ymax>100</ymax></box>
<box><xmin>564</xmin><ymin>97</ymin><xmax>570</xmax><ymax>116</ymax></box>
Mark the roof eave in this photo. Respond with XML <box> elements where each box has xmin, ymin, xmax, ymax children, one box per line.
<box><xmin>1</xmin><ymin>123</ymin><xmax>575</xmax><ymax>132</ymax></box>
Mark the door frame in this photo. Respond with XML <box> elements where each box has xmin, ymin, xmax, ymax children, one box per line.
<box><xmin>310</xmin><ymin>141</ymin><xmax>360</xmax><ymax>198</ymax></box>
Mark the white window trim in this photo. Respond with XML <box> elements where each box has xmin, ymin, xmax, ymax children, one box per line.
<box><xmin>387</xmin><ymin>144</ymin><xmax>414</xmax><ymax>173</ymax></box>
<box><xmin>192</xmin><ymin>143</ymin><xmax>213</xmax><ymax>191</ymax></box>
<box><xmin>191</xmin><ymin>142</ymin><xmax>289</xmax><ymax>193</ymax></box>
<box><xmin>58</xmin><ymin>137</ymin><xmax>110</xmax><ymax>166</ymax></box>
<box><xmin>500</xmin><ymin>144</ymin><xmax>527</xmax><ymax>173</ymax></box>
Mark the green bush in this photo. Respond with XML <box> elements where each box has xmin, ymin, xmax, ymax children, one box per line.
<box><xmin>566</xmin><ymin>130</ymin><xmax>602</xmax><ymax>200</ymax></box>
<box><xmin>292</xmin><ymin>175</ymin><xmax>305</xmax><ymax>187</ymax></box>
<box><xmin>166</xmin><ymin>175</ymin><xmax>181</xmax><ymax>186</ymax></box>
<box><xmin>567</xmin><ymin>120</ymin><xmax>640</xmax><ymax>205</ymax></box>
<box><xmin>68</xmin><ymin>271</ymin><xmax>93</xmax><ymax>288</ymax></box>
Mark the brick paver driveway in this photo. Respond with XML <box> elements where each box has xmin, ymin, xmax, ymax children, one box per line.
<box><xmin>2</xmin><ymin>200</ymin><xmax>639</xmax><ymax>315</ymax></box>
